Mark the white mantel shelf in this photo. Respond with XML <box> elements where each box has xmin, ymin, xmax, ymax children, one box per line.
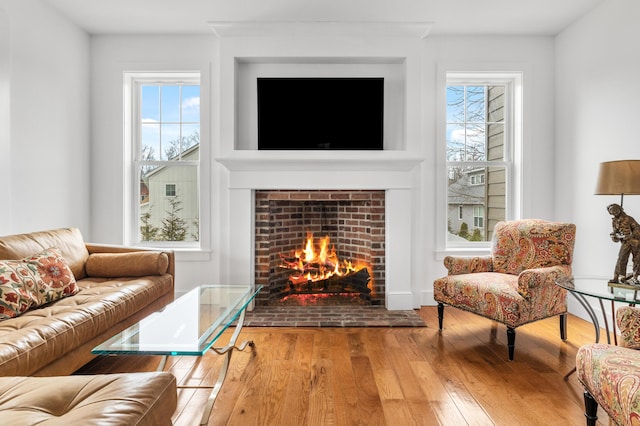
<box><xmin>208</xmin><ymin>21</ymin><xmax>433</xmax><ymax>39</ymax></box>
<box><xmin>216</xmin><ymin>152</ymin><xmax>422</xmax><ymax>172</ymax></box>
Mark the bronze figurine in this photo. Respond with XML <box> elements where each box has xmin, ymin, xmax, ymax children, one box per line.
<box><xmin>608</xmin><ymin>203</ymin><xmax>640</xmax><ymax>283</ymax></box>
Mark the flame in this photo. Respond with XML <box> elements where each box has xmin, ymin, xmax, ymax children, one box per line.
<box><xmin>281</xmin><ymin>232</ymin><xmax>361</xmax><ymax>285</ymax></box>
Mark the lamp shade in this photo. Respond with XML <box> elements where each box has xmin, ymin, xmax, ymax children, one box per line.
<box><xmin>595</xmin><ymin>160</ymin><xmax>640</xmax><ymax>195</ymax></box>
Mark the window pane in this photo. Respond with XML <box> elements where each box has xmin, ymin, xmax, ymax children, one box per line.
<box><xmin>487</xmin><ymin>122</ymin><xmax>505</xmax><ymax>161</ymax></box>
<box><xmin>466</xmin><ymin>86</ymin><xmax>485</xmax><ymax>122</ymax></box>
<box><xmin>487</xmin><ymin>86</ymin><xmax>505</xmax><ymax>123</ymax></box>
<box><xmin>446</xmin><ymin>123</ymin><xmax>465</xmax><ymax>161</ymax></box>
<box><xmin>447</xmin><ymin>165</ymin><xmax>506</xmax><ymax>242</ymax></box>
<box><xmin>141</xmin><ymin>123</ymin><xmax>160</xmax><ymax>160</ymax></box>
<box><xmin>466</xmin><ymin>124</ymin><xmax>486</xmax><ymax>161</ymax></box>
<box><xmin>181</xmin><ymin>85</ymin><xmax>200</xmax><ymax>122</ymax></box>
<box><xmin>138</xmin><ymin>164</ymin><xmax>199</xmax><ymax>243</ymax></box>
<box><xmin>141</xmin><ymin>85</ymin><xmax>159</xmax><ymax>122</ymax></box>
<box><xmin>446</xmin><ymin>86</ymin><xmax>465</xmax><ymax>122</ymax></box>
<box><xmin>161</xmin><ymin>123</ymin><xmax>181</xmax><ymax>160</ymax></box>
<box><xmin>161</xmin><ymin>86</ymin><xmax>180</xmax><ymax>122</ymax></box>
<box><xmin>182</xmin><ymin>124</ymin><xmax>200</xmax><ymax>160</ymax></box>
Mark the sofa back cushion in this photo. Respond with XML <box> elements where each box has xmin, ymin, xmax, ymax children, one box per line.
<box><xmin>0</xmin><ymin>228</ymin><xmax>89</xmax><ymax>280</ymax></box>
<box><xmin>85</xmin><ymin>252</ymin><xmax>169</xmax><ymax>277</ymax></box>
<box><xmin>491</xmin><ymin>219</ymin><xmax>576</xmax><ymax>275</ymax></box>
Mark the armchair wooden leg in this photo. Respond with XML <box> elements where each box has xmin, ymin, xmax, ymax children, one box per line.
<box><xmin>507</xmin><ymin>327</ymin><xmax>516</xmax><ymax>361</ymax></box>
<box><xmin>560</xmin><ymin>313</ymin><xmax>567</xmax><ymax>341</ymax></box>
<box><xmin>583</xmin><ymin>389</ymin><xmax>598</xmax><ymax>426</ymax></box>
<box><xmin>437</xmin><ymin>303</ymin><xmax>444</xmax><ymax>331</ymax></box>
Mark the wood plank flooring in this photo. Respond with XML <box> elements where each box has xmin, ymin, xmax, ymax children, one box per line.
<box><xmin>75</xmin><ymin>306</ymin><xmax>612</xmax><ymax>425</ymax></box>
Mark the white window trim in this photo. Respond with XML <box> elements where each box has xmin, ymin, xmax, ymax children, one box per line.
<box><xmin>435</xmin><ymin>65</ymin><xmax>523</xmax><ymax>258</ymax></box>
<box><xmin>123</xmin><ymin>68</ymin><xmax>211</xmax><ymax>259</ymax></box>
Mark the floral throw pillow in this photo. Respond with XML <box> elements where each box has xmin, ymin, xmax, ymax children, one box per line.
<box><xmin>0</xmin><ymin>247</ymin><xmax>78</xmax><ymax>320</ymax></box>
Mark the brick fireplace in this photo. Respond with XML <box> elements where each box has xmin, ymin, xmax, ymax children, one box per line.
<box><xmin>254</xmin><ymin>190</ymin><xmax>386</xmax><ymax>306</ymax></box>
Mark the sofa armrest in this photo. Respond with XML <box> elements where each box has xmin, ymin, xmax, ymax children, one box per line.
<box><xmin>85</xmin><ymin>244</ymin><xmax>175</xmax><ymax>281</ymax></box>
<box><xmin>443</xmin><ymin>255</ymin><xmax>493</xmax><ymax>275</ymax></box>
<box><xmin>517</xmin><ymin>265</ymin><xmax>571</xmax><ymax>298</ymax></box>
<box><xmin>617</xmin><ymin>306</ymin><xmax>640</xmax><ymax>349</ymax></box>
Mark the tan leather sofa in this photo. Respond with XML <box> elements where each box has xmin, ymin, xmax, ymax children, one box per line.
<box><xmin>0</xmin><ymin>228</ymin><xmax>178</xmax><ymax>424</ymax></box>
<box><xmin>0</xmin><ymin>227</ymin><xmax>175</xmax><ymax>376</ymax></box>
<box><xmin>0</xmin><ymin>372</ymin><xmax>177</xmax><ymax>425</ymax></box>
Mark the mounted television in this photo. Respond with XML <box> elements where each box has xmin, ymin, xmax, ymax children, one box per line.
<box><xmin>257</xmin><ymin>77</ymin><xmax>384</xmax><ymax>150</ymax></box>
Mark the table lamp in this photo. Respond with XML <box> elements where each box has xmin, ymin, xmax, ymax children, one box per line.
<box><xmin>595</xmin><ymin>160</ymin><xmax>640</xmax><ymax>283</ymax></box>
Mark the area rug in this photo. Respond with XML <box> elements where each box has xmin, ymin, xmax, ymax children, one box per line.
<box><xmin>244</xmin><ymin>305</ymin><xmax>427</xmax><ymax>328</ymax></box>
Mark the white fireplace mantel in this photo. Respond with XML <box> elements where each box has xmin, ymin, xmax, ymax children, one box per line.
<box><xmin>214</xmin><ymin>21</ymin><xmax>425</xmax><ymax>310</ymax></box>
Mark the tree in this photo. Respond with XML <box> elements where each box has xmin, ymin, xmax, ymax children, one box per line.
<box><xmin>469</xmin><ymin>228</ymin><xmax>483</xmax><ymax>241</ymax></box>
<box><xmin>140</xmin><ymin>209</ymin><xmax>160</xmax><ymax>241</ymax></box>
<box><xmin>191</xmin><ymin>216</ymin><xmax>199</xmax><ymax>241</ymax></box>
<box><xmin>458</xmin><ymin>222</ymin><xmax>469</xmax><ymax>239</ymax></box>
<box><xmin>161</xmin><ymin>197</ymin><xmax>187</xmax><ymax>241</ymax></box>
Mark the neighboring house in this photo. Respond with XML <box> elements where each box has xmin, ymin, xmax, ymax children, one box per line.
<box><xmin>448</xmin><ymin>168</ymin><xmax>486</xmax><ymax>239</ymax></box>
<box><xmin>139</xmin><ymin>144</ymin><xmax>199</xmax><ymax>241</ymax></box>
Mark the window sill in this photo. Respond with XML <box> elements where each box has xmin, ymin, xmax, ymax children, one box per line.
<box><xmin>434</xmin><ymin>247</ymin><xmax>491</xmax><ymax>262</ymax></box>
<box><xmin>173</xmin><ymin>249</ymin><xmax>212</xmax><ymax>262</ymax></box>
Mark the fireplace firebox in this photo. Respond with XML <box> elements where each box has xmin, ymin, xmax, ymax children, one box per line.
<box><xmin>255</xmin><ymin>190</ymin><xmax>385</xmax><ymax>306</ymax></box>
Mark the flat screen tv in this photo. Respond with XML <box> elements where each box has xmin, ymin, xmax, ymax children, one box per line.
<box><xmin>257</xmin><ymin>77</ymin><xmax>384</xmax><ymax>150</ymax></box>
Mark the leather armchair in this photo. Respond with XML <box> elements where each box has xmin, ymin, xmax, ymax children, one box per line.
<box><xmin>576</xmin><ymin>306</ymin><xmax>640</xmax><ymax>425</ymax></box>
<box><xmin>433</xmin><ymin>219</ymin><xmax>576</xmax><ymax>361</ymax></box>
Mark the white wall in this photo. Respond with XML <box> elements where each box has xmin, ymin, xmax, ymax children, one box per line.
<box><xmin>90</xmin><ymin>30</ymin><xmax>557</xmax><ymax>302</ymax></box>
<box><xmin>556</xmin><ymin>0</ymin><xmax>640</xmax><ymax>320</ymax></box>
<box><xmin>420</xmin><ymin>35</ymin><xmax>557</xmax><ymax>303</ymax></box>
<box><xmin>90</xmin><ymin>35</ymin><xmax>216</xmax><ymax>294</ymax></box>
<box><xmin>0</xmin><ymin>0</ymin><xmax>90</xmax><ymax>236</ymax></box>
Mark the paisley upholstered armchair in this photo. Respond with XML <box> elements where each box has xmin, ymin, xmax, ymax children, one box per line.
<box><xmin>433</xmin><ymin>219</ymin><xmax>576</xmax><ymax>361</ymax></box>
<box><xmin>576</xmin><ymin>306</ymin><xmax>640</xmax><ymax>425</ymax></box>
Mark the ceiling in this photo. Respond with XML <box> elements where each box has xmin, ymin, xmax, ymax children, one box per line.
<box><xmin>40</xmin><ymin>0</ymin><xmax>604</xmax><ymax>36</ymax></box>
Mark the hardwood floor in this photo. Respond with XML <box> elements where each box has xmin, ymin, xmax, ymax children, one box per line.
<box><xmin>76</xmin><ymin>307</ymin><xmax>611</xmax><ymax>425</ymax></box>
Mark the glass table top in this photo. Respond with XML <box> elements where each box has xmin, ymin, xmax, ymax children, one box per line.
<box><xmin>93</xmin><ymin>285</ymin><xmax>262</xmax><ymax>356</ymax></box>
<box><xmin>556</xmin><ymin>276</ymin><xmax>640</xmax><ymax>303</ymax></box>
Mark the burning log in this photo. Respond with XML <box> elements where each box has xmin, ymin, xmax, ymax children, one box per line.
<box><xmin>278</xmin><ymin>232</ymin><xmax>373</xmax><ymax>303</ymax></box>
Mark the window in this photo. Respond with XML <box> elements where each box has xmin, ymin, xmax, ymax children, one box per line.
<box><xmin>126</xmin><ymin>72</ymin><xmax>201</xmax><ymax>246</ymax></box>
<box><xmin>165</xmin><ymin>183</ymin><xmax>176</xmax><ymax>197</ymax></box>
<box><xmin>473</xmin><ymin>205</ymin><xmax>484</xmax><ymax>228</ymax></box>
<box><xmin>445</xmin><ymin>72</ymin><xmax>521</xmax><ymax>246</ymax></box>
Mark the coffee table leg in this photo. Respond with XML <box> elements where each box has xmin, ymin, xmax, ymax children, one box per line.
<box><xmin>200</xmin><ymin>308</ymin><xmax>254</xmax><ymax>425</ymax></box>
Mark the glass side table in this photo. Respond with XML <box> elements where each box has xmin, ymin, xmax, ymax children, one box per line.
<box><xmin>555</xmin><ymin>276</ymin><xmax>638</xmax><ymax>380</ymax></box>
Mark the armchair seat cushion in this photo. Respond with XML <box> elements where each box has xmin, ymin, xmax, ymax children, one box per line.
<box><xmin>577</xmin><ymin>343</ymin><xmax>640</xmax><ymax>424</ymax></box>
<box><xmin>434</xmin><ymin>272</ymin><xmax>524</xmax><ymax>327</ymax></box>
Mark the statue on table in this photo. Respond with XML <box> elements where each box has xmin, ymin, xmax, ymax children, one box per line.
<box><xmin>608</xmin><ymin>203</ymin><xmax>640</xmax><ymax>284</ymax></box>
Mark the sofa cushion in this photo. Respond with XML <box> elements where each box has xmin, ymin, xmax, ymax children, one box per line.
<box><xmin>0</xmin><ymin>274</ymin><xmax>173</xmax><ymax>376</ymax></box>
<box><xmin>0</xmin><ymin>372</ymin><xmax>177</xmax><ymax>425</ymax></box>
<box><xmin>0</xmin><ymin>228</ymin><xmax>89</xmax><ymax>280</ymax></box>
<box><xmin>86</xmin><ymin>251</ymin><xmax>169</xmax><ymax>277</ymax></box>
<box><xmin>0</xmin><ymin>247</ymin><xmax>78</xmax><ymax>320</ymax></box>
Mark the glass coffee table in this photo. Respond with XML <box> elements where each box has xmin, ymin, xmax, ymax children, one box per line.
<box><xmin>93</xmin><ymin>284</ymin><xmax>262</xmax><ymax>425</ymax></box>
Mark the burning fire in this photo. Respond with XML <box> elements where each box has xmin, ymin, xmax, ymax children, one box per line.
<box><xmin>280</xmin><ymin>232</ymin><xmax>361</xmax><ymax>285</ymax></box>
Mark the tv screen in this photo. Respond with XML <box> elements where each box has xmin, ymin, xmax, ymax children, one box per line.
<box><xmin>257</xmin><ymin>77</ymin><xmax>384</xmax><ymax>150</ymax></box>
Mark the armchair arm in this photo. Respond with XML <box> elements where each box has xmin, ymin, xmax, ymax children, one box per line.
<box><xmin>517</xmin><ymin>265</ymin><xmax>572</xmax><ymax>298</ymax></box>
<box><xmin>616</xmin><ymin>306</ymin><xmax>640</xmax><ymax>349</ymax></box>
<box><xmin>443</xmin><ymin>255</ymin><xmax>493</xmax><ymax>275</ymax></box>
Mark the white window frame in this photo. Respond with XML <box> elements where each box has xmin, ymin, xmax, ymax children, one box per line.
<box><xmin>123</xmin><ymin>70</ymin><xmax>210</xmax><ymax>255</ymax></box>
<box><xmin>436</xmin><ymin>69</ymin><xmax>523</xmax><ymax>255</ymax></box>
